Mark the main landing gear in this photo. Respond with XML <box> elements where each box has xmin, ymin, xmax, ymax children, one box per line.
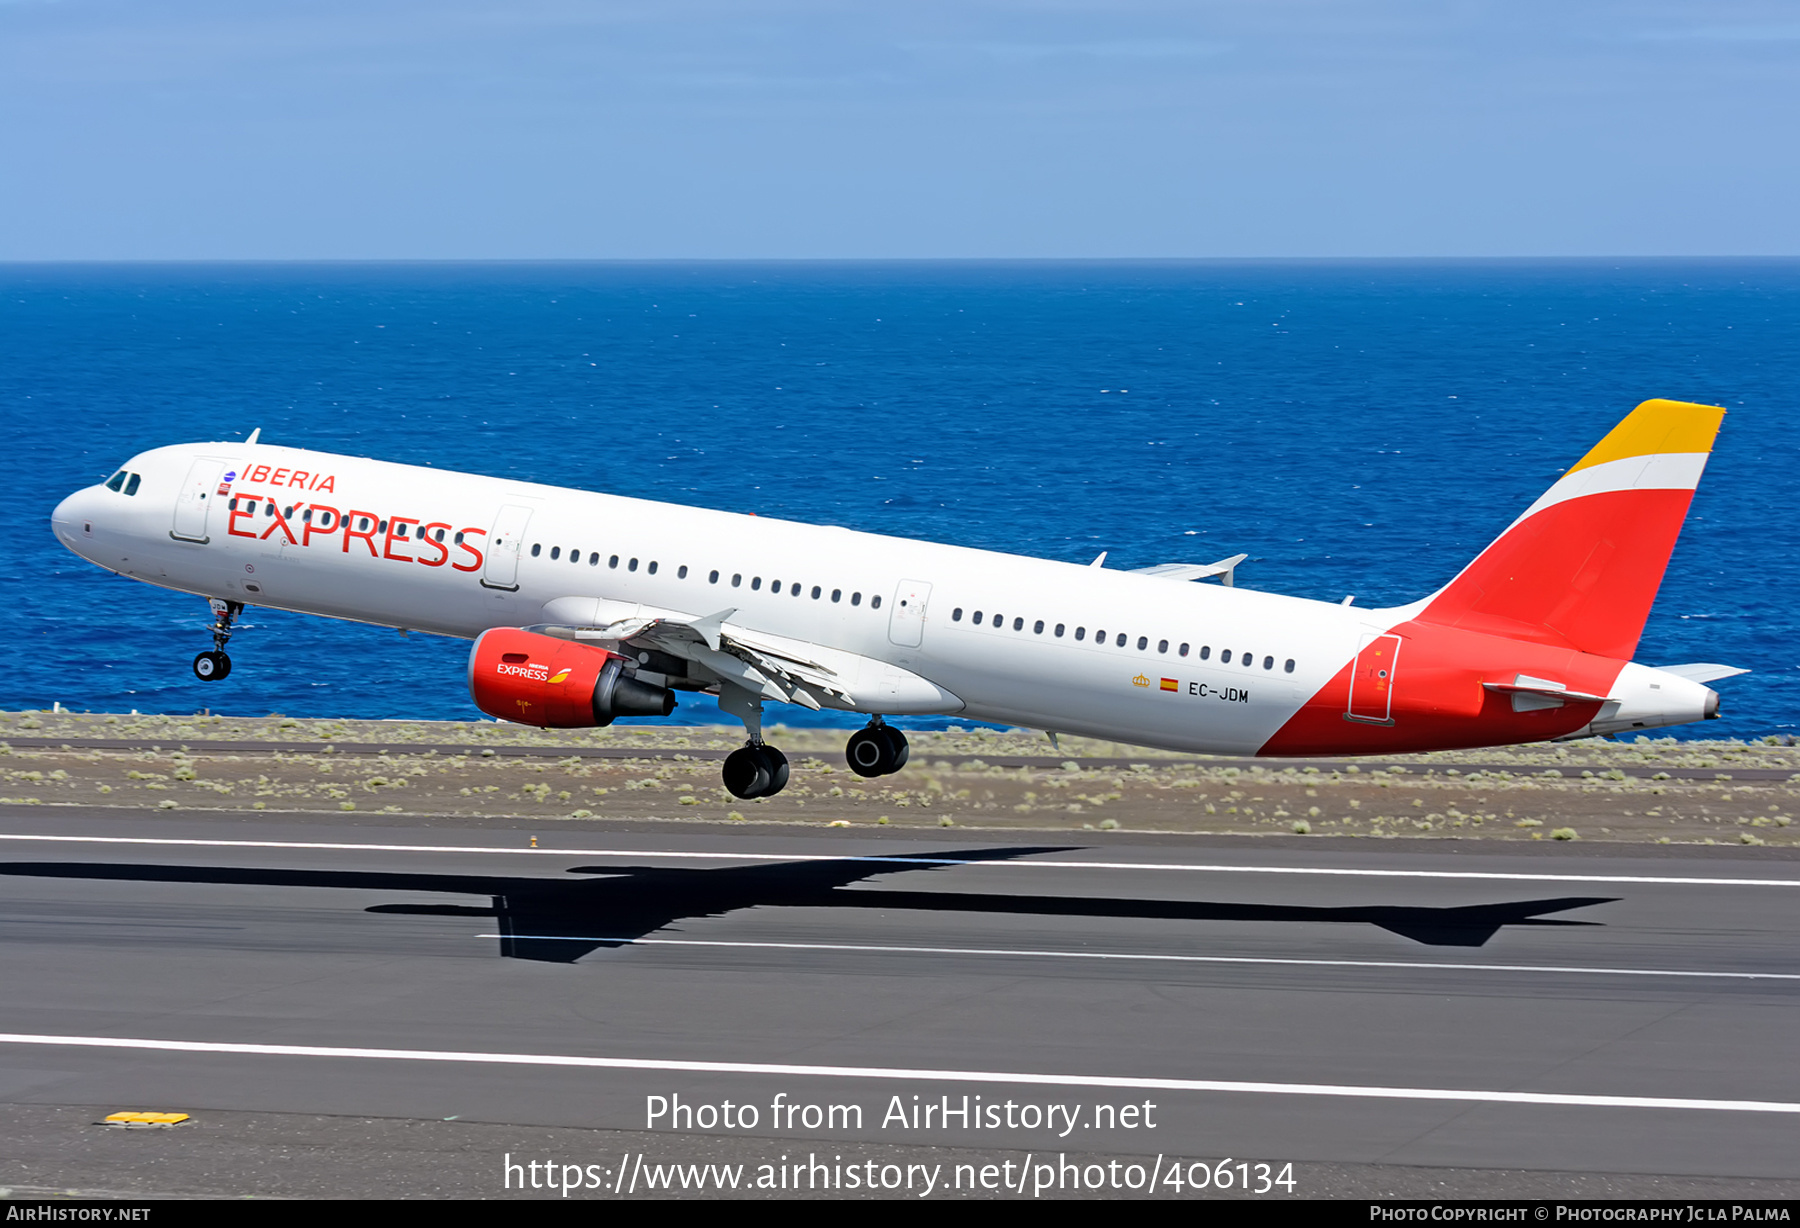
<box><xmin>722</xmin><ymin>742</ymin><xmax>790</xmax><ymax>800</ymax></box>
<box><xmin>846</xmin><ymin>720</ymin><xmax>909</xmax><ymax>778</ymax></box>
<box><xmin>192</xmin><ymin>598</ymin><xmax>242</xmax><ymax>683</ymax></box>
<box><xmin>717</xmin><ymin>683</ymin><xmax>791</xmax><ymax>800</ymax></box>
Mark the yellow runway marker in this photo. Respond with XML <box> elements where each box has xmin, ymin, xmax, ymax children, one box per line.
<box><xmin>100</xmin><ymin>1111</ymin><xmax>190</xmax><ymax>1127</ymax></box>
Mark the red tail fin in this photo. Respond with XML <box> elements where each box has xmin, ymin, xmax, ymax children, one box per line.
<box><xmin>1416</xmin><ymin>399</ymin><xmax>1724</xmax><ymax>661</ymax></box>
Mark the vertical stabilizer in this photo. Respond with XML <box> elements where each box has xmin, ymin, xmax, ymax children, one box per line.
<box><xmin>1416</xmin><ymin>399</ymin><xmax>1724</xmax><ymax>661</ymax></box>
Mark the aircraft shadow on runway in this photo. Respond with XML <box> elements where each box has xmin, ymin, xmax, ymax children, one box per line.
<box><xmin>0</xmin><ymin>849</ymin><xmax>1616</xmax><ymax>962</ymax></box>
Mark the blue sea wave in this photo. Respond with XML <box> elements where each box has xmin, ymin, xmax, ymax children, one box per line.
<box><xmin>4</xmin><ymin>260</ymin><xmax>1794</xmax><ymax>740</ymax></box>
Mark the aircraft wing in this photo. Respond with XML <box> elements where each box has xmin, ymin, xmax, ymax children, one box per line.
<box><xmin>529</xmin><ymin>596</ymin><xmax>960</xmax><ymax>714</ymax></box>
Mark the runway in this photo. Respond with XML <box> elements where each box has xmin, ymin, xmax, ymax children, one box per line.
<box><xmin>2</xmin><ymin>804</ymin><xmax>1799</xmax><ymax>1197</ymax></box>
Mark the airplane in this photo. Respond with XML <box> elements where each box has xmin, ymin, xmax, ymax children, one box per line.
<box><xmin>49</xmin><ymin>397</ymin><xmax>1747</xmax><ymax>801</ymax></box>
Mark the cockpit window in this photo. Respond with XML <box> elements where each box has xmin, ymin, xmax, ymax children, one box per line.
<box><xmin>123</xmin><ymin>474</ymin><xmax>141</xmax><ymax>496</ymax></box>
<box><xmin>104</xmin><ymin>471</ymin><xmax>127</xmax><ymax>492</ymax></box>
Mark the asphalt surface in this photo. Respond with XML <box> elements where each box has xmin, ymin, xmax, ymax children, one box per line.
<box><xmin>3</xmin><ymin>804</ymin><xmax>1799</xmax><ymax>1199</ymax></box>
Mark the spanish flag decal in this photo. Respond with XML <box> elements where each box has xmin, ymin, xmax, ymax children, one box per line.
<box><xmin>1160</xmin><ymin>678</ymin><xmax>1178</xmax><ymax>692</ymax></box>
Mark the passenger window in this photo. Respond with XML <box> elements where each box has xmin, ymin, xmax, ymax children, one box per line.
<box><xmin>1095</xmin><ymin>628</ymin><xmax>1105</xmax><ymax>643</ymax></box>
<box><xmin>629</xmin><ymin>558</ymin><xmax>639</xmax><ymax>572</ymax></box>
<box><xmin>374</xmin><ymin>518</ymin><xmax>382</xmax><ymax>531</ymax></box>
<box><xmin>811</xmin><ymin>585</ymin><xmax>821</xmax><ymax>599</ymax></box>
<box><xmin>124</xmin><ymin>474</ymin><xmax>141</xmax><ymax>496</ymax></box>
<box><xmin>1157</xmin><ymin>639</ymin><xmax>1168</xmax><ymax>653</ymax></box>
<box><xmin>588</xmin><ymin>551</ymin><xmax>597</xmax><ymax>564</ymax></box>
<box><xmin>1137</xmin><ymin>636</ymin><xmax>1148</xmax><ymax>650</ymax></box>
<box><xmin>771</xmin><ymin>578</ymin><xmax>780</xmax><ymax>592</ymax></box>
<box><xmin>678</xmin><ymin>565</ymin><xmax>688</xmax><ymax>579</ymax></box>
<box><xmin>831</xmin><ymin>589</ymin><xmax>841</xmax><ymax>603</ymax></box>
<box><xmin>1054</xmin><ymin>624</ymin><xmax>1064</xmax><ymax>637</ymax></box>
<box><xmin>1264</xmin><ymin>656</ymin><xmax>1274</xmax><ymax>670</ymax></box>
<box><xmin>792</xmin><ymin>582</ymin><xmax>802</xmax><ymax>596</ymax></box>
<box><xmin>752</xmin><ymin>577</ymin><xmax>762</xmax><ymax>591</ymax></box>
<box><xmin>1243</xmin><ymin>652</ymin><xmax>1254</xmax><ymax>668</ymax></box>
<box><xmin>1285</xmin><ymin>659</ymin><xmax>1295</xmax><ymax>673</ymax></box>
<box><xmin>570</xmin><ymin>550</ymin><xmax>579</xmax><ymax>564</ymax></box>
<box><xmin>455</xmin><ymin>531</ymin><xmax>465</xmax><ymax>545</ymax></box>
<box><xmin>531</xmin><ymin>544</ymin><xmax>542</xmax><ymax>557</ymax></box>
<box><xmin>851</xmin><ymin>592</ymin><xmax>861</xmax><ymax>605</ymax></box>
<box><xmin>1013</xmin><ymin>617</ymin><xmax>1024</xmax><ymax>631</ymax></box>
<box><xmin>549</xmin><ymin>546</ymin><xmax>560</xmax><ymax>559</ymax></box>
<box><xmin>228</xmin><ymin>497</ymin><xmax>239</xmax><ymax>510</ymax></box>
<box><xmin>1075</xmin><ymin>627</ymin><xmax>1086</xmax><ymax>641</ymax></box>
<box><xmin>1179</xmin><ymin>643</ymin><xmax>1189</xmax><ymax>657</ymax></box>
<box><xmin>648</xmin><ymin>561</ymin><xmax>658</xmax><ymax>575</ymax></box>
<box><xmin>610</xmin><ymin>555</ymin><xmax>620</xmax><ymax>568</ymax></box>
<box><xmin>733</xmin><ymin>574</ymin><xmax>743</xmax><ymax>587</ymax></box>
<box><xmin>1116</xmin><ymin>633</ymin><xmax>1127</xmax><ymax>647</ymax></box>
<box><xmin>1221</xmin><ymin>649</ymin><xmax>1232</xmax><ymax>664</ymax></box>
<box><xmin>710</xmin><ymin>570</ymin><xmax>720</xmax><ymax>584</ymax></box>
<box><xmin>1200</xmin><ymin>646</ymin><xmax>1211</xmax><ymax>660</ymax></box>
<box><xmin>105</xmin><ymin>471</ymin><xmax>127</xmax><ymax>492</ymax></box>
<box><xmin>972</xmin><ymin>611</ymin><xmax>983</xmax><ymax>625</ymax></box>
<box><xmin>952</xmin><ymin>608</ymin><xmax>963</xmax><ymax>621</ymax></box>
<box><xmin>872</xmin><ymin>595</ymin><xmax>882</xmax><ymax>609</ymax></box>
<box><xmin>1033</xmin><ymin>620</ymin><xmax>1044</xmax><ymax>634</ymax></box>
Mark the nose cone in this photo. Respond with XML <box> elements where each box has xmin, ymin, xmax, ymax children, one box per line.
<box><xmin>51</xmin><ymin>488</ymin><xmax>99</xmax><ymax>555</ymax></box>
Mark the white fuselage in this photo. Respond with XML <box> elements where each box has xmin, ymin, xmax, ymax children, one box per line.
<box><xmin>52</xmin><ymin>441</ymin><xmax>1381</xmax><ymax>754</ymax></box>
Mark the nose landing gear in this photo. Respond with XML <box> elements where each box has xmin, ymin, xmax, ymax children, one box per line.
<box><xmin>192</xmin><ymin>599</ymin><xmax>242</xmax><ymax>683</ymax></box>
<box><xmin>846</xmin><ymin>720</ymin><xmax>909</xmax><ymax>778</ymax></box>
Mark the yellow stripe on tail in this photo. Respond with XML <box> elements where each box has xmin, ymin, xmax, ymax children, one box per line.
<box><xmin>1566</xmin><ymin>398</ymin><xmax>1725</xmax><ymax>475</ymax></box>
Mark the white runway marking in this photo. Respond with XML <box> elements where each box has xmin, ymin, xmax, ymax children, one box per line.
<box><xmin>0</xmin><ymin>1031</ymin><xmax>1795</xmax><ymax>1114</ymax></box>
<box><xmin>469</xmin><ymin>933</ymin><xmax>1800</xmax><ymax>981</ymax></box>
<box><xmin>1</xmin><ymin>831</ymin><xmax>1797</xmax><ymax>888</ymax></box>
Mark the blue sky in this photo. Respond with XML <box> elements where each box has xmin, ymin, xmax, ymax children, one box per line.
<box><xmin>2</xmin><ymin>1</ymin><xmax>1795</xmax><ymax>258</ymax></box>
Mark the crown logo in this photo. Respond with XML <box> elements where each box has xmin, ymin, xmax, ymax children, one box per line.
<box><xmin>1131</xmin><ymin>674</ymin><xmax>1151</xmax><ymax>688</ymax></box>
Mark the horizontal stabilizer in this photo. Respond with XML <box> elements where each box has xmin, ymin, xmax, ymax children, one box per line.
<box><xmin>1656</xmin><ymin>663</ymin><xmax>1750</xmax><ymax>684</ymax></box>
<box><xmin>1482</xmin><ymin>674</ymin><xmax>1609</xmax><ymax>705</ymax></box>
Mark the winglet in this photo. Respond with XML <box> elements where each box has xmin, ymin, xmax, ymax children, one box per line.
<box><xmin>246</xmin><ymin>427</ymin><xmax>261</xmax><ymax>445</ymax></box>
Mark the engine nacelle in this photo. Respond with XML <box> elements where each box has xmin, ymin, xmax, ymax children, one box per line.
<box><xmin>468</xmin><ymin>628</ymin><xmax>676</xmax><ymax>728</ymax></box>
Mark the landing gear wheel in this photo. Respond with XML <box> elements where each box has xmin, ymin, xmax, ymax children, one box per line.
<box><xmin>756</xmin><ymin>745</ymin><xmax>790</xmax><ymax>797</ymax></box>
<box><xmin>192</xmin><ymin>651</ymin><xmax>231</xmax><ymax>682</ymax></box>
<box><xmin>878</xmin><ymin>725</ymin><xmax>909</xmax><ymax>772</ymax></box>
<box><xmin>847</xmin><ymin>726</ymin><xmax>896</xmax><ymax>778</ymax></box>
<box><xmin>723</xmin><ymin>746</ymin><xmax>771</xmax><ymax>799</ymax></box>
<box><xmin>723</xmin><ymin>745</ymin><xmax>789</xmax><ymax>799</ymax></box>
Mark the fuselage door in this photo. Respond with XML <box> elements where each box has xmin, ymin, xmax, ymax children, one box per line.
<box><xmin>887</xmin><ymin>579</ymin><xmax>932</xmax><ymax>648</ymax></box>
<box><xmin>1345</xmin><ymin>633</ymin><xmax>1401</xmax><ymax>725</ymax></box>
<box><xmin>481</xmin><ymin>504</ymin><xmax>534</xmax><ymax>591</ymax></box>
<box><xmin>170</xmin><ymin>458</ymin><xmax>226</xmax><ymax>543</ymax></box>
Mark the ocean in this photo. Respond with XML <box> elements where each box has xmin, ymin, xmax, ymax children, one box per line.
<box><xmin>3</xmin><ymin>260</ymin><xmax>1794</xmax><ymax>739</ymax></box>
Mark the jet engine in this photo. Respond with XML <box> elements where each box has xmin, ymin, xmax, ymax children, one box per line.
<box><xmin>468</xmin><ymin>627</ymin><xmax>675</xmax><ymax>728</ymax></box>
